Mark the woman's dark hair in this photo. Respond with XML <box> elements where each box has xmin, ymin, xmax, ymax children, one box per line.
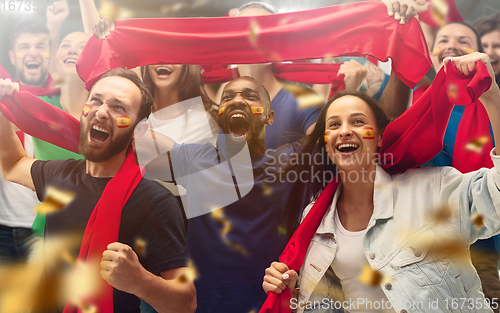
<box><xmin>282</xmin><ymin>90</ymin><xmax>390</xmax><ymax>237</ymax></box>
<box><xmin>141</xmin><ymin>65</ymin><xmax>218</xmax><ymax>121</ymax></box>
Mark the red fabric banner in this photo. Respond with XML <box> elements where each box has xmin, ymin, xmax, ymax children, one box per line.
<box><xmin>76</xmin><ymin>1</ymin><xmax>431</xmax><ymax>90</ymax></box>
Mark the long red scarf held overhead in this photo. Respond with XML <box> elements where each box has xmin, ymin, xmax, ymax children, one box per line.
<box><xmin>62</xmin><ymin>148</ymin><xmax>144</xmax><ymax>313</ymax></box>
<box><xmin>0</xmin><ymin>90</ymin><xmax>80</xmax><ymax>153</ymax></box>
<box><xmin>260</xmin><ymin>62</ymin><xmax>492</xmax><ymax>313</ymax></box>
<box><xmin>201</xmin><ymin>62</ymin><xmax>346</xmax><ymax>97</ymax></box>
<box><xmin>77</xmin><ymin>1</ymin><xmax>430</xmax><ymax>90</ymax></box>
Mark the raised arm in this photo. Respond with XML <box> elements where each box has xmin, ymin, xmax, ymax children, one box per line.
<box><xmin>0</xmin><ymin>79</ymin><xmax>36</xmax><ymax>190</ymax></box>
<box><xmin>78</xmin><ymin>0</ymin><xmax>101</xmax><ymax>34</ymax></box>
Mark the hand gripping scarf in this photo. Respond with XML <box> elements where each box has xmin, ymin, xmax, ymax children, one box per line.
<box><xmin>259</xmin><ymin>61</ymin><xmax>492</xmax><ymax>313</ymax></box>
<box><xmin>62</xmin><ymin>148</ymin><xmax>145</xmax><ymax>313</ymax></box>
<box><xmin>76</xmin><ymin>1</ymin><xmax>430</xmax><ymax>90</ymax></box>
<box><xmin>0</xmin><ymin>64</ymin><xmax>60</xmax><ymax>97</ymax></box>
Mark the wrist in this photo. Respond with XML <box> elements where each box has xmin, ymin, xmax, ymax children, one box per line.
<box><xmin>479</xmin><ymin>85</ymin><xmax>500</xmax><ymax>105</ymax></box>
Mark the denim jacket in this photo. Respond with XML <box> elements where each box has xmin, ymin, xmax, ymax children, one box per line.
<box><xmin>294</xmin><ymin>150</ymin><xmax>500</xmax><ymax>313</ymax></box>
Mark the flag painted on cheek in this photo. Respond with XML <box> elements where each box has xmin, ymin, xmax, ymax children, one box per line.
<box><xmin>361</xmin><ymin>127</ymin><xmax>374</xmax><ymax>139</ymax></box>
<box><xmin>218</xmin><ymin>107</ymin><xmax>225</xmax><ymax>119</ymax></box>
<box><xmin>116</xmin><ymin>115</ymin><xmax>131</xmax><ymax>128</ymax></box>
<box><xmin>82</xmin><ymin>104</ymin><xmax>92</xmax><ymax>117</ymax></box>
<box><xmin>251</xmin><ymin>104</ymin><xmax>263</xmax><ymax>115</ymax></box>
<box><xmin>324</xmin><ymin>131</ymin><xmax>330</xmax><ymax>146</ymax></box>
<box><xmin>42</xmin><ymin>52</ymin><xmax>50</xmax><ymax>58</ymax></box>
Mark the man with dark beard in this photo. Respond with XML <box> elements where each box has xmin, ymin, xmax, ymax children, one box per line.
<box><xmin>0</xmin><ymin>69</ymin><xmax>196</xmax><ymax>313</ymax></box>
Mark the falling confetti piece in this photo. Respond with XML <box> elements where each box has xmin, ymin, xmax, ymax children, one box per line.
<box><xmin>277</xmin><ymin>226</ymin><xmax>287</xmax><ymax>235</ymax></box>
<box><xmin>249</xmin><ymin>20</ymin><xmax>259</xmax><ymax>45</ymax></box>
<box><xmin>211</xmin><ymin>209</ymin><xmax>248</xmax><ymax>255</ymax></box>
<box><xmin>472</xmin><ymin>213</ymin><xmax>484</xmax><ymax>229</ymax></box>
<box><xmin>358</xmin><ymin>264</ymin><xmax>383</xmax><ymax>286</ymax></box>
<box><xmin>49</xmin><ymin>124</ymin><xmax>62</xmax><ymax>131</ymax></box>
<box><xmin>282</xmin><ymin>84</ymin><xmax>324</xmax><ymax>109</ymax></box>
<box><xmin>465</xmin><ymin>136</ymin><xmax>490</xmax><ymax>153</ymax></box>
<box><xmin>135</xmin><ymin>238</ymin><xmax>147</xmax><ymax>256</ymax></box>
<box><xmin>61</xmin><ymin>250</ymin><xmax>77</xmax><ymax>265</ymax></box>
<box><xmin>262</xmin><ymin>182</ymin><xmax>272</xmax><ymax>196</ymax></box>
<box><xmin>429</xmin><ymin>205</ymin><xmax>452</xmax><ymax>224</ymax></box>
<box><xmin>173</xmin><ymin>261</ymin><xmax>198</xmax><ymax>284</ymax></box>
<box><xmin>430</xmin><ymin>0</ymin><xmax>448</xmax><ymax>27</ymax></box>
<box><xmin>36</xmin><ymin>186</ymin><xmax>76</xmax><ymax>214</ymax></box>
<box><xmin>361</xmin><ymin>127</ymin><xmax>374</xmax><ymax>139</ymax></box>
<box><xmin>447</xmin><ymin>83</ymin><xmax>458</xmax><ymax>101</ymax></box>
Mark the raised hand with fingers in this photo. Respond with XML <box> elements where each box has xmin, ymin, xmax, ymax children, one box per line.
<box><xmin>339</xmin><ymin>59</ymin><xmax>368</xmax><ymax>91</ymax></box>
<box><xmin>263</xmin><ymin>261</ymin><xmax>298</xmax><ymax>300</ymax></box>
<box><xmin>382</xmin><ymin>0</ymin><xmax>427</xmax><ymax>25</ymax></box>
<box><xmin>0</xmin><ymin>79</ymin><xmax>20</xmax><ymax>101</ymax></box>
<box><xmin>93</xmin><ymin>17</ymin><xmax>116</xmax><ymax>40</ymax></box>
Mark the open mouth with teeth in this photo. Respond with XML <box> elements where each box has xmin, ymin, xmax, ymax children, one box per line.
<box><xmin>90</xmin><ymin>124</ymin><xmax>109</xmax><ymax>144</ymax></box>
<box><xmin>64</xmin><ymin>58</ymin><xmax>77</xmax><ymax>65</ymax></box>
<box><xmin>336</xmin><ymin>143</ymin><xmax>360</xmax><ymax>153</ymax></box>
<box><xmin>155</xmin><ymin>66</ymin><xmax>173</xmax><ymax>77</ymax></box>
<box><xmin>25</xmin><ymin>61</ymin><xmax>40</xmax><ymax>70</ymax></box>
<box><xmin>228</xmin><ymin>112</ymin><xmax>250</xmax><ymax>140</ymax></box>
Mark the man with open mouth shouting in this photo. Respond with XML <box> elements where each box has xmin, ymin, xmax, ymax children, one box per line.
<box><xmin>0</xmin><ymin>69</ymin><xmax>196</xmax><ymax>313</ymax></box>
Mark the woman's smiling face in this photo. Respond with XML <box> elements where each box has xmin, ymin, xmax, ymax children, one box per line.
<box><xmin>324</xmin><ymin>95</ymin><xmax>382</xmax><ymax>172</ymax></box>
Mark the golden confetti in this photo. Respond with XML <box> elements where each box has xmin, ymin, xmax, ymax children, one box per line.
<box><xmin>358</xmin><ymin>264</ymin><xmax>384</xmax><ymax>286</ymax></box>
<box><xmin>61</xmin><ymin>249</ymin><xmax>77</xmax><ymax>265</ymax></box>
<box><xmin>172</xmin><ymin>261</ymin><xmax>198</xmax><ymax>284</ymax></box>
<box><xmin>277</xmin><ymin>225</ymin><xmax>287</xmax><ymax>235</ymax></box>
<box><xmin>447</xmin><ymin>83</ymin><xmax>458</xmax><ymax>101</ymax></box>
<box><xmin>211</xmin><ymin>209</ymin><xmax>248</xmax><ymax>255</ymax></box>
<box><xmin>135</xmin><ymin>238</ymin><xmax>147</xmax><ymax>256</ymax></box>
<box><xmin>282</xmin><ymin>83</ymin><xmax>324</xmax><ymax>109</ymax></box>
<box><xmin>465</xmin><ymin>136</ymin><xmax>490</xmax><ymax>153</ymax></box>
<box><xmin>430</xmin><ymin>0</ymin><xmax>448</xmax><ymax>27</ymax></box>
<box><xmin>249</xmin><ymin>20</ymin><xmax>260</xmax><ymax>45</ymax></box>
<box><xmin>429</xmin><ymin>205</ymin><xmax>452</xmax><ymax>224</ymax></box>
<box><xmin>36</xmin><ymin>186</ymin><xmax>75</xmax><ymax>214</ymax></box>
<box><xmin>472</xmin><ymin>213</ymin><xmax>484</xmax><ymax>229</ymax></box>
<box><xmin>262</xmin><ymin>182</ymin><xmax>272</xmax><ymax>196</ymax></box>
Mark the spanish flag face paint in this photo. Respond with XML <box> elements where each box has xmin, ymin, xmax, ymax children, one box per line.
<box><xmin>82</xmin><ymin>104</ymin><xmax>92</xmax><ymax>118</ymax></box>
<box><xmin>42</xmin><ymin>51</ymin><xmax>50</xmax><ymax>59</ymax></box>
<box><xmin>431</xmin><ymin>47</ymin><xmax>441</xmax><ymax>56</ymax></box>
<box><xmin>250</xmin><ymin>104</ymin><xmax>263</xmax><ymax>115</ymax></box>
<box><xmin>116</xmin><ymin>115</ymin><xmax>131</xmax><ymax>128</ymax></box>
<box><xmin>361</xmin><ymin>126</ymin><xmax>374</xmax><ymax>139</ymax></box>
<box><xmin>15</xmin><ymin>52</ymin><xmax>23</xmax><ymax>59</ymax></box>
<box><xmin>219</xmin><ymin>104</ymin><xmax>228</xmax><ymax>119</ymax></box>
<box><xmin>462</xmin><ymin>47</ymin><xmax>474</xmax><ymax>55</ymax></box>
<box><xmin>324</xmin><ymin>131</ymin><xmax>330</xmax><ymax>146</ymax></box>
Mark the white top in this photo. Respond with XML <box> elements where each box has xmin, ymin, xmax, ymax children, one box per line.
<box><xmin>147</xmin><ymin>96</ymin><xmax>219</xmax><ymax>196</ymax></box>
<box><xmin>331</xmin><ymin>209</ymin><xmax>393</xmax><ymax>313</ymax></box>
<box><xmin>0</xmin><ymin>169</ymin><xmax>37</xmax><ymax>228</ymax></box>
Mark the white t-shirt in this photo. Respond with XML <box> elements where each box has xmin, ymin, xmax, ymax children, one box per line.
<box><xmin>147</xmin><ymin>96</ymin><xmax>219</xmax><ymax>196</ymax></box>
<box><xmin>0</xmin><ymin>170</ymin><xmax>37</xmax><ymax>228</ymax></box>
<box><xmin>331</xmin><ymin>210</ymin><xmax>394</xmax><ymax>313</ymax></box>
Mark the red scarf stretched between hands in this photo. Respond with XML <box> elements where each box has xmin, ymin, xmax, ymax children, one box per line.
<box><xmin>259</xmin><ymin>62</ymin><xmax>492</xmax><ymax>313</ymax></box>
<box><xmin>0</xmin><ymin>90</ymin><xmax>80</xmax><ymax>153</ymax></box>
<box><xmin>77</xmin><ymin>1</ymin><xmax>430</xmax><ymax>90</ymax></box>
<box><xmin>0</xmin><ymin>64</ymin><xmax>60</xmax><ymax>97</ymax></box>
<box><xmin>62</xmin><ymin>148</ymin><xmax>144</xmax><ymax>313</ymax></box>
<box><xmin>201</xmin><ymin>62</ymin><xmax>346</xmax><ymax>97</ymax></box>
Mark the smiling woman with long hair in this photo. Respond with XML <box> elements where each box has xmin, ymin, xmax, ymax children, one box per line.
<box><xmin>262</xmin><ymin>53</ymin><xmax>500</xmax><ymax>313</ymax></box>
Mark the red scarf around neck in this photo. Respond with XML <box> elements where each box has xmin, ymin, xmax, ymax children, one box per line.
<box><xmin>76</xmin><ymin>1</ymin><xmax>430</xmax><ymax>90</ymax></box>
<box><xmin>259</xmin><ymin>62</ymin><xmax>492</xmax><ymax>313</ymax></box>
<box><xmin>62</xmin><ymin>148</ymin><xmax>144</xmax><ymax>313</ymax></box>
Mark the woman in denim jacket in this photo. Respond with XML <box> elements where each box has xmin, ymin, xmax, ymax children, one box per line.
<box><xmin>263</xmin><ymin>53</ymin><xmax>500</xmax><ymax>313</ymax></box>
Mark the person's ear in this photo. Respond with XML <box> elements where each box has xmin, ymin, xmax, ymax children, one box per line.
<box><xmin>133</xmin><ymin>120</ymin><xmax>149</xmax><ymax>139</ymax></box>
<box><xmin>267</xmin><ymin>110</ymin><xmax>275</xmax><ymax>125</ymax></box>
<box><xmin>9</xmin><ymin>50</ymin><xmax>15</xmax><ymax>66</ymax></box>
<box><xmin>377</xmin><ymin>133</ymin><xmax>383</xmax><ymax>148</ymax></box>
